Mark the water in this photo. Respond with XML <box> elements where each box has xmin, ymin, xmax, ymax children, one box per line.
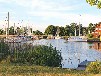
<box><xmin>32</xmin><ymin>39</ymin><xmax>101</xmax><ymax>69</ymax></box>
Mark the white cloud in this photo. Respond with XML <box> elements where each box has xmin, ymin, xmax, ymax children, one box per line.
<box><xmin>1</xmin><ymin>0</ymin><xmax>101</xmax><ymax>32</ymax></box>
<box><xmin>0</xmin><ymin>0</ymin><xmax>9</xmax><ymax>3</ymax></box>
<box><xmin>28</xmin><ymin>11</ymin><xmax>101</xmax><ymax>26</ymax></box>
<box><xmin>80</xmin><ymin>14</ymin><xmax>101</xmax><ymax>26</ymax></box>
<box><xmin>8</xmin><ymin>0</ymin><xmax>78</xmax><ymax>11</ymax></box>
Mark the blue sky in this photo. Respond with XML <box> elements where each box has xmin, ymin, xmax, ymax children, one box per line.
<box><xmin>0</xmin><ymin>0</ymin><xmax>101</xmax><ymax>32</ymax></box>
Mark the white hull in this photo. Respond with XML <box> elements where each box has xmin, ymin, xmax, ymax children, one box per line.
<box><xmin>55</xmin><ymin>36</ymin><xmax>61</xmax><ymax>39</ymax></box>
<box><xmin>68</xmin><ymin>36</ymin><xmax>87</xmax><ymax>42</ymax></box>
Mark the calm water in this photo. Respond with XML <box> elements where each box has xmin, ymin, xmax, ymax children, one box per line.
<box><xmin>32</xmin><ymin>39</ymin><xmax>101</xmax><ymax>69</ymax></box>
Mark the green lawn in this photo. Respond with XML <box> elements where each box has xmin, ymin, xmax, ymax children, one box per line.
<box><xmin>0</xmin><ymin>63</ymin><xmax>101</xmax><ymax>76</ymax></box>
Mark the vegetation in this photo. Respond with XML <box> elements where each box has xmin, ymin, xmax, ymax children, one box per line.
<box><xmin>87</xmin><ymin>23</ymin><xmax>95</xmax><ymax>34</ymax></box>
<box><xmin>86</xmin><ymin>61</ymin><xmax>101</xmax><ymax>74</ymax></box>
<box><xmin>0</xmin><ymin>29</ymin><xmax>5</xmax><ymax>35</ymax></box>
<box><xmin>10</xmin><ymin>44</ymin><xmax>62</xmax><ymax>67</ymax></box>
<box><xmin>9</xmin><ymin>26</ymin><xmax>15</xmax><ymax>35</ymax></box>
<box><xmin>0</xmin><ymin>39</ymin><xmax>101</xmax><ymax>76</ymax></box>
<box><xmin>44</xmin><ymin>25</ymin><xmax>57</xmax><ymax>36</ymax></box>
<box><xmin>0</xmin><ymin>62</ymin><xmax>101</xmax><ymax>76</ymax></box>
<box><xmin>44</xmin><ymin>23</ymin><xmax>91</xmax><ymax>36</ymax></box>
<box><xmin>86</xmin><ymin>0</ymin><xmax>101</xmax><ymax>8</ymax></box>
<box><xmin>87</xmin><ymin>34</ymin><xmax>93</xmax><ymax>38</ymax></box>
<box><xmin>0</xmin><ymin>39</ymin><xmax>9</xmax><ymax>61</ymax></box>
<box><xmin>0</xmin><ymin>22</ymin><xmax>98</xmax><ymax>37</ymax></box>
<box><xmin>33</xmin><ymin>30</ymin><xmax>43</xmax><ymax>35</ymax></box>
<box><xmin>0</xmin><ymin>39</ymin><xmax>62</xmax><ymax>67</ymax></box>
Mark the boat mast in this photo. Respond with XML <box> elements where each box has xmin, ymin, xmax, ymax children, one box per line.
<box><xmin>56</xmin><ymin>26</ymin><xmax>59</xmax><ymax>37</ymax></box>
<box><xmin>7</xmin><ymin>12</ymin><xmax>9</xmax><ymax>38</ymax></box>
<box><xmin>79</xmin><ymin>15</ymin><xmax>81</xmax><ymax>36</ymax></box>
<box><xmin>75</xmin><ymin>27</ymin><xmax>76</xmax><ymax>36</ymax></box>
<box><xmin>79</xmin><ymin>22</ymin><xmax>80</xmax><ymax>36</ymax></box>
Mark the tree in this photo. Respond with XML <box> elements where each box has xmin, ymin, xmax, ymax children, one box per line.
<box><xmin>16</xmin><ymin>27</ymin><xmax>24</xmax><ymax>35</ymax></box>
<box><xmin>64</xmin><ymin>25</ymin><xmax>70</xmax><ymax>36</ymax></box>
<box><xmin>44</xmin><ymin>25</ymin><xmax>57</xmax><ymax>36</ymax></box>
<box><xmin>87</xmin><ymin>23</ymin><xmax>95</xmax><ymax>33</ymax></box>
<box><xmin>9</xmin><ymin>26</ymin><xmax>14</xmax><ymax>35</ymax></box>
<box><xmin>59</xmin><ymin>26</ymin><xmax>65</xmax><ymax>36</ymax></box>
<box><xmin>70</xmin><ymin>23</ymin><xmax>77</xmax><ymax>36</ymax></box>
<box><xmin>86</xmin><ymin>0</ymin><xmax>101</xmax><ymax>8</ymax></box>
<box><xmin>82</xmin><ymin>27</ymin><xmax>88</xmax><ymax>36</ymax></box>
<box><xmin>0</xmin><ymin>29</ymin><xmax>4</xmax><ymax>35</ymax></box>
<box><xmin>33</xmin><ymin>30</ymin><xmax>43</xmax><ymax>35</ymax></box>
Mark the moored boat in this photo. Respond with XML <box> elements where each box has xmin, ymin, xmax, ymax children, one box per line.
<box><xmin>55</xmin><ymin>35</ymin><xmax>61</xmax><ymax>39</ymax></box>
<box><xmin>68</xmin><ymin>36</ymin><xmax>87</xmax><ymax>42</ymax></box>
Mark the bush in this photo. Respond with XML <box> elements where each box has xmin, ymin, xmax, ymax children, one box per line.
<box><xmin>87</xmin><ymin>34</ymin><xmax>93</xmax><ymax>38</ymax></box>
<box><xmin>11</xmin><ymin>44</ymin><xmax>62</xmax><ymax>67</ymax></box>
<box><xmin>62</xmin><ymin>36</ymin><xmax>69</xmax><ymax>40</ymax></box>
<box><xmin>0</xmin><ymin>39</ymin><xmax>9</xmax><ymax>61</ymax></box>
<box><xmin>86</xmin><ymin>61</ymin><xmax>101</xmax><ymax>74</ymax></box>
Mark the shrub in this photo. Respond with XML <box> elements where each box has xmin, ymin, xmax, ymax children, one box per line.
<box><xmin>87</xmin><ymin>34</ymin><xmax>93</xmax><ymax>38</ymax></box>
<box><xmin>0</xmin><ymin>39</ymin><xmax>9</xmax><ymax>61</ymax></box>
<box><xmin>11</xmin><ymin>44</ymin><xmax>62</xmax><ymax>67</ymax></box>
<box><xmin>86</xmin><ymin>61</ymin><xmax>101</xmax><ymax>74</ymax></box>
<box><xmin>62</xmin><ymin>36</ymin><xmax>69</xmax><ymax>40</ymax></box>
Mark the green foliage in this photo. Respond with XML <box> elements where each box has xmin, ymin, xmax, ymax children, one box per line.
<box><xmin>10</xmin><ymin>44</ymin><xmax>62</xmax><ymax>67</ymax></box>
<box><xmin>62</xmin><ymin>36</ymin><xmax>69</xmax><ymax>40</ymax></box>
<box><xmin>87</xmin><ymin>34</ymin><xmax>93</xmax><ymax>38</ymax></box>
<box><xmin>70</xmin><ymin>23</ymin><xmax>77</xmax><ymax>36</ymax></box>
<box><xmin>86</xmin><ymin>0</ymin><xmax>101</xmax><ymax>8</ymax></box>
<box><xmin>0</xmin><ymin>29</ymin><xmax>5</xmax><ymax>35</ymax></box>
<box><xmin>59</xmin><ymin>26</ymin><xmax>65</xmax><ymax>36</ymax></box>
<box><xmin>9</xmin><ymin>26</ymin><xmax>15</xmax><ymax>35</ymax></box>
<box><xmin>64</xmin><ymin>25</ymin><xmax>70</xmax><ymax>36</ymax></box>
<box><xmin>87</xmin><ymin>23</ymin><xmax>95</xmax><ymax>33</ymax></box>
<box><xmin>0</xmin><ymin>63</ymin><xmax>89</xmax><ymax>76</ymax></box>
<box><xmin>0</xmin><ymin>22</ymin><xmax>97</xmax><ymax>36</ymax></box>
<box><xmin>86</xmin><ymin>61</ymin><xmax>101</xmax><ymax>74</ymax></box>
<box><xmin>33</xmin><ymin>30</ymin><xmax>43</xmax><ymax>35</ymax></box>
<box><xmin>44</xmin><ymin>23</ymin><xmax>85</xmax><ymax>36</ymax></box>
<box><xmin>82</xmin><ymin>27</ymin><xmax>88</xmax><ymax>36</ymax></box>
<box><xmin>16</xmin><ymin>27</ymin><xmax>24</xmax><ymax>35</ymax></box>
<box><xmin>44</xmin><ymin>25</ymin><xmax>57</xmax><ymax>36</ymax></box>
<box><xmin>0</xmin><ymin>39</ymin><xmax>9</xmax><ymax>61</ymax></box>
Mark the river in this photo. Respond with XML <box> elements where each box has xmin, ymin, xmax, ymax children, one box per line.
<box><xmin>32</xmin><ymin>39</ymin><xmax>101</xmax><ymax>69</ymax></box>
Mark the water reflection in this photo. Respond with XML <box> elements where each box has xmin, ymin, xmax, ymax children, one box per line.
<box><xmin>89</xmin><ymin>42</ymin><xmax>101</xmax><ymax>51</ymax></box>
<box><xmin>32</xmin><ymin>39</ymin><xmax>101</xmax><ymax>69</ymax></box>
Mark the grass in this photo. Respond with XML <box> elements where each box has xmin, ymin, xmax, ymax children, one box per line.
<box><xmin>0</xmin><ymin>62</ymin><xmax>101</xmax><ymax>76</ymax></box>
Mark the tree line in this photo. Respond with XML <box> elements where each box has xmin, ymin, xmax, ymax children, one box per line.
<box><xmin>0</xmin><ymin>22</ymin><xmax>96</xmax><ymax>36</ymax></box>
<box><xmin>44</xmin><ymin>23</ymin><xmax>96</xmax><ymax>36</ymax></box>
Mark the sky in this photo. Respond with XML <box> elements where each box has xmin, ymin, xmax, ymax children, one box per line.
<box><xmin>0</xmin><ymin>0</ymin><xmax>101</xmax><ymax>32</ymax></box>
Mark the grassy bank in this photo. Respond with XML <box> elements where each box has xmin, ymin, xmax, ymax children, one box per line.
<box><xmin>0</xmin><ymin>62</ymin><xmax>101</xmax><ymax>76</ymax></box>
<box><xmin>0</xmin><ymin>39</ymin><xmax>101</xmax><ymax>76</ymax></box>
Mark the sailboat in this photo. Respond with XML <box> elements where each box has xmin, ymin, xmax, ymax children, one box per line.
<box><xmin>55</xmin><ymin>34</ymin><xmax>61</xmax><ymax>39</ymax></box>
<box><xmin>55</xmin><ymin>27</ymin><xmax>61</xmax><ymax>39</ymax></box>
<box><xmin>68</xmin><ymin>36</ymin><xmax>87</xmax><ymax>42</ymax></box>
